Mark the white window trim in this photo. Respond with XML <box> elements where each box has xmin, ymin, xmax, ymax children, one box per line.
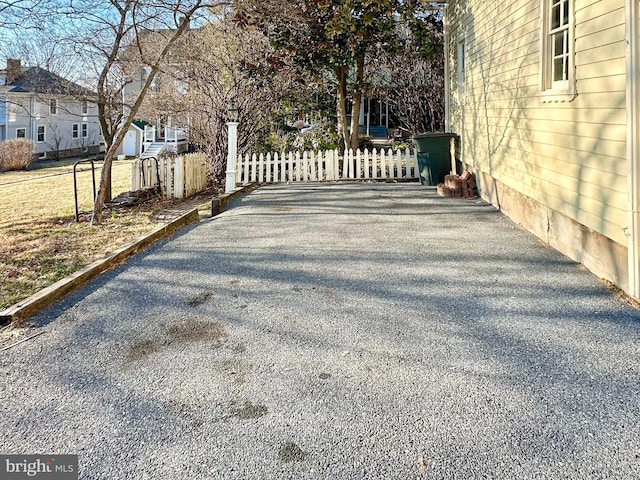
<box><xmin>81</xmin><ymin>100</ymin><xmax>88</xmax><ymax>115</ymax></box>
<box><xmin>539</xmin><ymin>0</ymin><xmax>577</xmax><ymax>102</ymax></box>
<box><xmin>72</xmin><ymin>123</ymin><xmax>79</xmax><ymax>139</ymax></box>
<box><xmin>16</xmin><ymin>127</ymin><xmax>26</xmax><ymax>139</ymax></box>
<box><xmin>81</xmin><ymin>123</ymin><xmax>88</xmax><ymax>138</ymax></box>
<box><xmin>49</xmin><ymin>98</ymin><xmax>58</xmax><ymax>115</ymax></box>
<box><xmin>36</xmin><ymin>125</ymin><xmax>45</xmax><ymax>143</ymax></box>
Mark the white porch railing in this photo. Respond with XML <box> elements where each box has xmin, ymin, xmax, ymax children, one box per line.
<box><xmin>164</xmin><ymin>126</ymin><xmax>187</xmax><ymax>143</ymax></box>
<box><xmin>131</xmin><ymin>152</ymin><xmax>207</xmax><ymax>199</ymax></box>
<box><xmin>144</xmin><ymin>125</ymin><xmax>155</xmax><ymax>143</ymax></box>
<box><xmin>236</xmin><ymin>148</ymin><xmax>418</xmax><ymax>185</ymax></box>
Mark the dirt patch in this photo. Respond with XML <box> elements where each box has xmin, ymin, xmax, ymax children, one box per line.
<box><xmin>230</xmin><ymin>401</ymin><xmax>268</xmax><ymax>420</ymax></box>
<box><xmin>324</xmin><ymin>289</ymin><xmax>340</xmax><ymax>302</ymax></box>
<box><xmin>186</xmin><ymin>291</ymin><xmax>214</xmax><ymax>307</ymax></box>
<box><xmin>127</xmin><ymin>318</ymin><xmax>228</xmax><ymax>362</ymax></box>
<box><xmin>319</xmin><ymin>372</ymin><xmax>331</xmax><ymax>380</ymax></box>
<box><xmin>127</xmin><ymin>339</ymin><xmax>161</xmax><ymax>361</ymax></box>
<box><xmin>278</xmin><ymin>442</ymin><xmax>306</xmax><ymax>463</ymax></box>
<box><xmin>166</xmin><ymin>319</ymin><xmax>227</xmax><ymax>345</ymax></box>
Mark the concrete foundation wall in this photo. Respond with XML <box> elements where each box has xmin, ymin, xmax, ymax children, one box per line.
<box><xmin>474</xmin><ymin>167</ymin><xmax>629</xmax><ymax>292</ymax></box>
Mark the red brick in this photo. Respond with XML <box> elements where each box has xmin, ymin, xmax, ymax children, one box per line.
<box><xmin>445</xmin><ymin>175</ymin><xmax>466</xmax><ymax>190</ymax></box>
<box><xmin>437</xmin><ymin>183</ymin><xmax>451</xmax><ymax>197</ymax></box>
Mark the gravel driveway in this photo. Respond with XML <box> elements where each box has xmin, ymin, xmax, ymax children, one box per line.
<box><xmin>1</xmin><ymin>183</ymin><xmax>639</xmax><ymax>479</ymax></box>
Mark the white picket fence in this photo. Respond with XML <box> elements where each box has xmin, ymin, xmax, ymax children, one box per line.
<box><xmin>131</xmin><ymin>152</ymin><xmax>208</xmax><ymax>199</ymax></box>
<box><xmin>236</xmin><ymin>148</ymin><xmax>418</xmax><ymax>185</ymax></box>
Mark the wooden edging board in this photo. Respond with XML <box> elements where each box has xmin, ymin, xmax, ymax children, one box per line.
<box><xmin>0</xmin><ymin>184</ymin><xmax>258</xmax><ymax>326</ymax></box>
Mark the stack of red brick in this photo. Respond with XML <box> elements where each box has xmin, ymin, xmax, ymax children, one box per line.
<box><xmin>436</xmin><ymin>171</ymin><xmax>477</xmax><ymax>199</ymax></box>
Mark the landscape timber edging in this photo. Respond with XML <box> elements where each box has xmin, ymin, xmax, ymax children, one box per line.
<box><xmin>0</xmin><ymin>183</ymin><xmax>257</xmax><ymax>326</ymax></box>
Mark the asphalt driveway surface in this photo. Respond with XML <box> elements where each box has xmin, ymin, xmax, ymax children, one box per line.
<box><xmin>1</xmin><ymin>183</ymin><xmax>640</xmax><ymax>479</ymax></box>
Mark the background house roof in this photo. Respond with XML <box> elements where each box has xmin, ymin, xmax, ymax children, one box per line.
<box><xmin>6</xmin><ymin>66</ymin><xmax>95</xmax><ymax>97</ymax></box>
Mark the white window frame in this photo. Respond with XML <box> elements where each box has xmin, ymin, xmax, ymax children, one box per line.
<box><xmin>72</xmin><ymin>123</ymin><xmax>79</xmax><ymax>139</ymax></box>
<box><xmin>16</xmin><ymin>127</ymin><xmax>26</xmax><ymax>139</ymax></box>
<box><xmin>81</xmin><ymin>123</ymin><xmax>88</xmax><ymax>138</ymax></box>
<box><xmin>539</xmin><ymin>0</ymin><xmax>576</xmax><ymax>101</ymax></box>
<box><xmin>81</xmin><ymin>100</ymin><xmax>88</xmax><ymax>115</ymax></box>
<box><xmin>37</xmin><ymin>125</ymin><xmax>45</xmax><ymax>143</ymax></box>
<box><xmin>49</xmin><ymin>98</ymin><xmax>58</xmax><ymax>115</ymax></box>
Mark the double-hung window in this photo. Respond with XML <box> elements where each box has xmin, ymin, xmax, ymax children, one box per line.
<box><xmin>540</xmin><ymin>0</ymin><xmax>576</xmax><ymax>100</ymax></box>
<box><xmin>37</xmin><ymin>125</ymin><xmax>45</xmax><ymax>143</ymax></box>
<box><xmin>16</xmin><ymin>128</ymin><xmax>26</xmax><ymax>139</ymax></box>
<box><xmin>81</xmin><ymin>123</ymin><xmax>88</xmax><ymax>138</ymax></box>
<box><xmin>72</xmin><ymin>124</ymin><xmax>79</xmax><ymax>139</ymax></box>
<box><xmin>49</xmin><ymin>99</ymin><xmax>57</xmax><ymax>115</ymax></box>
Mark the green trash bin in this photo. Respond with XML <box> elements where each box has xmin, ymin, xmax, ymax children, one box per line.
<box><xmin>413</xmin><ymin>133</ymin><xmax>456</xmax><ymax>186</ymax></box>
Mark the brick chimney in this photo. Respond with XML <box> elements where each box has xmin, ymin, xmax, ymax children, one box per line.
<box><xmin>6</xmin><ymin>59</ymin><xmax>21</xmax><ymax>84</ymax></box>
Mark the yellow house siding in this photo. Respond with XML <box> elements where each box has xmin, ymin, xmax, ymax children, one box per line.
<box><xmin>449</xmin><ymin>0</ymin><xmax>628</xmax><ymax>245</ymax></box>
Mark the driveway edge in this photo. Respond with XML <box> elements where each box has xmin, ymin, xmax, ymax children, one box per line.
<box><xmin>0</xmin><ymin>184</ymin><xmax>257</xmax><ymax>326</ymax></box>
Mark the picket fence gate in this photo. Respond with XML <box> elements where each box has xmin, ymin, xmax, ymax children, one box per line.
<box><xmin>131</xmin><ymin>152</ymin><xmax>208</xmax><ymax>199</ymax></box>
<box><xmin>236</xmin><ymin>148</ymin><xmax>418</xmax><ymax>185</ymax></box>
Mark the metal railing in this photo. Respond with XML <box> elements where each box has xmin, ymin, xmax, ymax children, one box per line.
<box><xmin>73</xmin><ymin>159</ymin><xmax>98</xmax><ymax>222</ymax></box>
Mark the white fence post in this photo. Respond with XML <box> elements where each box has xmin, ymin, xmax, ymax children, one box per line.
<box><xmin>285</xmin><ymin>151</ymin><xmax>292</xmax><ymax>182</ymax></box>
<box><xmin>258</xmin><ymin>153</ymin><xmax>264</xmax><ymax>182</ymax></box>
<box><xmin>372</xmin><ymin>149</ymin><xmax>378</xmax><ymax>179</ymax></box>
<box><xmin>273</xmin><ymin>152</ymin><xmax>279</xmax><ymax>183</ymax></box>
<box><xmin>294</xmin><ymin>151</ymin><xmax>301</xmax><ymax>182</ymax></box>
<box><xmin>265</xmin><ymin>153</ymin><xmax>272</xmax><ymax>183</ymax></box>
<box><xmin>251</xmin><ymin>154</ymin><xmax>257</xmax><ymax>182</ymax></box>
<box><xmin>302</xmin><ymin>151</ymin><xmax>309</xmax><ymax>181</ymax></box>
<box><xmin>241</xmin><ymin>153</ymin><xmax>249</xmax><ymax>184</ymax></box>
<box><xmin>386</xmin><ymin>148</ymin><xmax>394</xmax><ymax>179</ymax></box>
<box><xmin>407</xmin><ymin>148</ymin><xmax>415</xmax><ymax>178</ymax></box>
<box><xmin>316</xmin><ymin>150</ymin><xmax>323</xmax><ymax>180</ymax></box>
<box><xmin>310</xmin><ymin>151</ymin><xmax>317</xmax><ymax>181</ymax></box>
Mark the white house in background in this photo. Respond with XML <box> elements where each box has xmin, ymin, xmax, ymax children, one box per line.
<box><xmin>117</xmin><ymin>28</ymin><xmax>191</xmax><ymax>158</ymax></box>
<box><xmin>0</xmin><ymin>59</ymin><xmax>102</xmax><ymax>160</ymax></box>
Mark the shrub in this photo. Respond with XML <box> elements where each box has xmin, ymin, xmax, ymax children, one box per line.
<box><xmin>0</xmin><ymin>139</ymin><xmax>34</xmax><ymax>171</ymax></box>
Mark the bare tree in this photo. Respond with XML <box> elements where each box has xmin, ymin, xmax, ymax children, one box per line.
<box><xmin>0</xmin><ymin>34</ymin><xmax>82</xmax><ymax>82</ymax></box>
<box><xmin>140</xmin><ymin>13</ymin><xmax>318</xmax><ymax>188</ymax></box>
<box><xmin>44</xmin><ymin>122</ymin><xmax>68</xmax><ymax>160</ymax></box>
<box><xmin>55</xmin><ymin>0</ymin><xmax>221</xmax><ymax>224</ymax></box>
<box><xmin>0</xmin><ymin>0</ymin><xmax>54</xmax><ymax>28</ymax></box>
<box><xmin>368</xmin><ymin>15</ymin><xmax>445</xmax><ymax>135</ymax></box>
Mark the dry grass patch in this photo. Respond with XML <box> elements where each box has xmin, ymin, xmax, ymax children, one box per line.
<box><xmin>0</xmin><ymin>206</ymin><xmax>162</xmax><ymax>309</ymax></box>
<box><xmin>0</xmin><ymin>159</ymin><xmax>212</xmax><ymax>310</ymax></box>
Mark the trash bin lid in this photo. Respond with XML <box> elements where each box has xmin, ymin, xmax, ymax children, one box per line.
<box><xmin>412</xmin><ymin>132</ymin><xmax>457</xmax><ymax>139</ymax></box>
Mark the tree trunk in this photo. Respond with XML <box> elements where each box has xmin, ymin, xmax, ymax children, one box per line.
<box><xmin>348</xmin><ymin>55</ymin><xmax>365</xmax><ymax>151</ymax></box>
<box><xmin>335</xmin><ymin>66</ymin><xmax>350</xmax><ymax>151</ymax></box>
<box><xmin>92</xmin><ymin>149</ymin><xmax>115</xmax><ymax>223</ymax></box>
<box><xmin>90</xmin><ymin>2</ymin><xmax>201</xmax><ymax>225</ymax></box>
